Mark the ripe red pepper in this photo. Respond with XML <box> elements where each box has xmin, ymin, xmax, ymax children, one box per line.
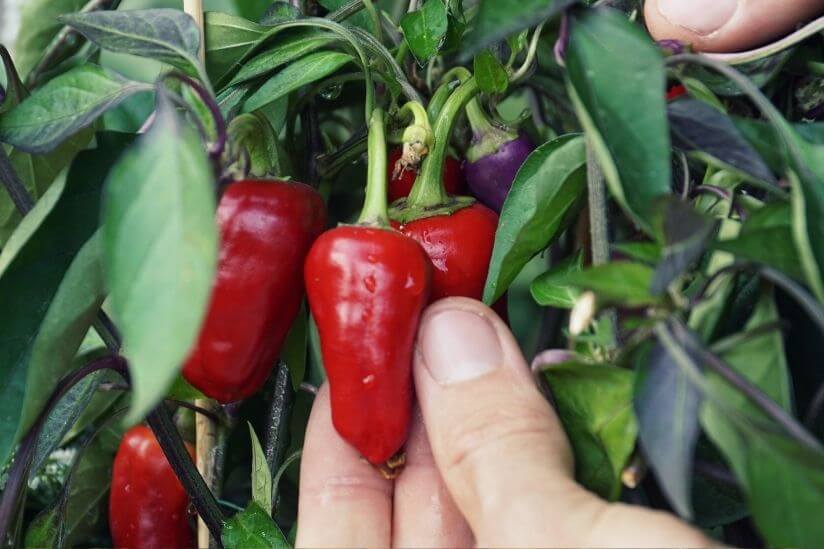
<box><xmin>666</xmin><ymin>84</ymin><xmax>687</xmax><ymax>101</ymax></box>
<box><xmin>109</xmin><ymin>426</ymin><xmax>194</xmax><ymax>549</ymax></box>
<box><xmin>387</xmin><ymin>147</ymin><xmax>465</xmax><ymax>202</ymax></box>
<box><xmin>305</xmin><ymin>109</ymin><xmax>431</xmax><ymax>467</ymax></box>
<box><xmin>183</xmin><ymin>180</ymin><xmax>326</xmax><ymax>403</ymax></box>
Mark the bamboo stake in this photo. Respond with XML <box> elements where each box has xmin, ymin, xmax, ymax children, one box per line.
<box><xmin>180</xmin><ymin>4</ymin><xmax>215</xmax><ymax>547</ymax></box>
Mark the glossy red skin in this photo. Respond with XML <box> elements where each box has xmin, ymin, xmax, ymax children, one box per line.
<box><xmin>183</xmin><ymin>180</ymin><xmax>326</xmax><ymax>403</ymax></box>
<box><xmin>109</xmin><ymin>426</ymin><xmax>194</xmax><ymax>549</ymax></box>
<box><xmin>387</xmin><ymin>147</ymin><xmax>465</xmax><ymax>202</ymax></box>
<box><xmin>305</xmin><ymin>225</ymin><xmax>431</xmax><ymax>464</ymax></box>
<box><xmin>392</xmin><ymin>203</ymin><xmax>497</xmax><ymax>303</ymax></box>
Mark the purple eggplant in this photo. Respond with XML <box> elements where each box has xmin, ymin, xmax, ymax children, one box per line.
<box><xmin>463</xmin><ymin>99</ymin><xmax>535</xmax><ymax>212</ymax></box>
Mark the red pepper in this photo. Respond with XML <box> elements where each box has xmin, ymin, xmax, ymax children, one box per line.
<box><xmin>392</xmin><ymin>203</ymin><xmax>497</xmax><ymax>302</ymax></box>
<box><xmin>109</xmin><ymin>426</ymin><xmax>194</xmax><ymax>549</ymax></box>
<box><xmin>183</xmin><ymin>180</ymin><xmax>326</xmax><ymax>403</ymax></box>
<box><xmin>666</xmin><ymin>84</ymin><xmax>687</xmax><ymax>101</ymax></box>
<box><xmin>387</xmin><ymin>147</ymin><xmax>465</xmax><ymax>202</ymax></box>
<box><xmin>305</xmin><ymin>109</ymin><xmax>431</xmax><ymax>468</ymax></box>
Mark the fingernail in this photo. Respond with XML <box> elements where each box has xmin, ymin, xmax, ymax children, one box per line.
<box><xmin>657</xmin><ymin>0</ymin><xmax>737</xmax><ymax>35</ymax></box>
<box><xmin>421</xmin><ymin>309</ymin><xmax>503</xmax><ymax>384</ymax></box>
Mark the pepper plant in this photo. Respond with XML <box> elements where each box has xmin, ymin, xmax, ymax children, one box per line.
<box><xmin>0</xmin><ymin>0</ymin><xmax>822</xmax><ymax>547</ymax></box>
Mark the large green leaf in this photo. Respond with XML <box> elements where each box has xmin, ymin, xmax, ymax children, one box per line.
<box><xmin>400</xmin><ymin>0</ymin><xmax>449</xmax><ymax>65</ymax></box>
<box><xmin>102</xmin><ymin>96</ymin><xmax>217</xmax><ymax>424</ymax></box>
<box><xmin>22</xmin><ymin>231</ymin><xmax>106</xmax><ymax>462</ymax></box>
<box><xmin>566</xmin><ymin>7</ymin><xmax>670</xmax><ymax>231</ymax></box>
<box><xmin>0</xmin><ymin>65</ymin><xmax>151</xmax><ymax>154</ymax></box>
<box><xmin>205</xmin><ymin>11</ymin><xmax>266</xmax><ymax>83</ymax></box>
<box><xmin>462</xmin><ymin>0</ymin><xmax>576</xmax><ymax>57</ymax></box>
<box><xmin>0</xmin><ymin>133</ymin><xmax>131</xmax><ymax>468</ymax></box>
<box><xmin>530</xmin><ymin>251</ymin><xmax>583</xmax><ymax>308</ymax></box>
<box><xmin>222</xmin><ymin>502</ymin><xmax>290</xmax><ymax>549</ymax></box>
<box><xmin>242</xmin><ymin>51</ymin><xmax>354</xmax><ymax>113</ymax></box>
<box><xmin>13</xmin><ymin>0</ymin><xmax>87</xmax><ymax>78</ymax></box>
<box><xmin>542</xmin><ymin>361</ymin><xmax>637</xmax><ymax>500</ymax></box>
<box><xmin>484</xmin><ymin>135</ymin><xmax>586</xmax><ymax>304</ymax></box>
<box><xmin>228</xmin><ymin>32</ymin><xmax>337</xmax><ymax>86</ymax></box>
<box><xmin>635</xmin><ymin>341</ymin><xmax>703</xmax><ymax>518</ymax></box>
<box><xmin>473</xmin><ymin>50</ymin><xmax>508</xmax><ymax>94</ymax></box>
<box><xmin>556</xmin><ymin>262</ymin><xmax>658</xmax><ymax>307</ymax></box>
<box><xmin>60</xmin><ymin>9</ymin><xmax>203</xmax><ymax>75</ymax></box>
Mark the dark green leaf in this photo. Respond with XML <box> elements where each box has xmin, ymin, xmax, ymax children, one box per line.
<box><xmin>462</xmin><ymin>0</ymin><xmax>576</xmax><ymax>58</ymax></box>
<box><xmin>228</xmin><ymin>113</ymin><xmax>282</xmax><ymax>178</ymax></box>
<box><xmin>205</xmin><ymin>12</ymin><xmax>266</xmax><ymax>83</ymax></box>
<box><xmin>668</xmin><ymin>99</ymin><xmax>776</xmax><ymax>187</ymax></box>
<box><xmin>715</xmin><ymin>201</ymin><xmax>804</xmax><ymax>280</ymax></box>
<box><xmin>566</xmin><ymin>7</ymin><xmax>670</xmax><ymax>231</ymax></box>
<box><xmin>733</xmin><ymin>118</ymin><xmax>824</xmax><ymax>175</ymax></box>
<box><xmin>249</xmin><ymin>423</ymin><xmax>273</xmax><ymax>516</ymax></box>
<box><xmin>0</xmin><ymin>65</ymin><xmax>151</xmax><ymax>154</ymax></box>
<box><xmin>228</xmin><ymin>32</ymin><xmax>337</xmax><ymax>86</ymax></box>
<box><xmin>243</xmin><ymin>51</ymin><xmax>354</xmax><ymax>113</ymax></box>
<box><xmin>0</xmin><ymin>133</ymin><xmax>132</xmax><ymax>467</ymax></box>
<box><xmin>222</xmin><ymin>502</ymin><xmax>290</xmax><ymax>549</ymax></box>
<box><xmin>559</xmin><ymin>262</ymin><xmax>658</xmax><ymax>307</ymax></box>
<box><xmin>529</xmin><ymin>251</ymin><xmax>583</xmax><ymax>308</ymax></box>
<box><xmin>400</xmin><ymin>0</ymin><xmax>449</xmax><ymax>65</ymax></box>
<box><xmin>102</xmin><ymin>96</ymin><xmax>217</xmax><ymax>424</ymax></box>
<box><xmin>651</xmin><ymin>197</ymin><xmax>718</xmax><ymax>294</ymax></box>
<box><xmin>474</xmin><ymin>50</ymin><xmax>508</xmax><ymax>94</ymax></box>
<box><xmin>26</xmin><ymin>232</ymin><xmax>106</xmax><ymax>474</ymax></box>
<box><xmin>543</xmin><ymin>361</ymin><xmax>637</xmax><ymax>500</ymax></box>
<box><xmin>484</xmin><ymin>135</ymin><xmax>587</xmax><ymax>303</ymax></box>
<box><xmin>635</xmin><ymin>341</ymin><xmax>703</xmax><ymax>518</ymax></box>
<box><xmin>1</xmin><ymin>129</ymin><xmax>93</xmax><ymax>246</ymax></box>
<box><xmin>13</xmin><ymin>0</ymin><xmax>86</xmax><ymax>78</ymax></box>
<box><xmin>60</xmin><ymin>9</ymin><xmax>202</xmax><ymax>75</ymax></box>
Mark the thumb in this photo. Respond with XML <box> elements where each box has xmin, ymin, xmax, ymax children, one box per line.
<box><xmin>412</xmin><ymin>297</ymin><xmax>583</xmax><ymax>546</ymax></box>
<box><xmin>413</xmin><ymin>298</ymin><xmax>712</xmax><ymax>548</ymax></box>
<box><xmin>644</xmin><ymin>0</ymin><xmax>823</xmax><ymax>53</ymax></box>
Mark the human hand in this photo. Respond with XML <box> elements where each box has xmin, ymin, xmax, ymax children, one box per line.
<box><xmin>645</xmin><ymin>0</ymin><xmax>824</xmax><ymax>53</ymax></box>
<box><xmin>296</xmin><ymin>298</ymin><xmax>711</xmax><ymax>548</ymax></box>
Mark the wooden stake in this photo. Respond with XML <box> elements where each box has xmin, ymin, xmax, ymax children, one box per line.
<box><xmin>183</xmin><ymin>0</ymin><xmax>206</xmax><ymax>62</ymax></box>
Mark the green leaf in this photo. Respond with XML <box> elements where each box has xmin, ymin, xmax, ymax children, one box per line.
<box><xmin>228</xmin><ymin>113</ymin><xmax>282</xmax><ymax>178</ymax></box>
<box><xmin>26</xmin><ymin>232</ymin><xmax>106</xmax><ymax>474</ymax></box>
<box><xmin>222</xmin><ymin>502</ymin><xmax>290</xmax><ymax>549</ymax></box>
<box><xmin>1</xmin><ymin>129</ymin><xmax>93</xmax><ymax>246</ymax></box>
<box><xmin>611</xmin><ymin>241</ymin><xmax>662</xmax><ymax>264</ymax></box>
<box><xmin>635</xmin><ymin>341</ymin><xmax>703</xmax><ymax>518</ymax></box>
<box><xmin>789</xmin><ymin>167</ymin><xmax>824</xmax><ymax>302</ymax></box>
<box><xmin>715</xmin><ymin>201</ymin><xmax>804</xmax><ymax>280</ymax></box>
<box><xmin>484</xmin><ymin>135</ymin><xmax>587</xmax><ymax>303</ymax></box>
<box><xmin>733</xmin><ymin>118</ymin><xmax>824</xmax><ymax>176</ymax></box>
<box><xmin>249</xmin><ymin>423</ymin><xmax>273</xmax><ymax>516</ymax></box>
<box><xmin>668</xmin><ymin>99</ymin><xmax>776</xmax><ymax>187</ymax></box>
<box><xmin>566</xmin><ymin>7</ymin><xmax>670</xmax><ymax>231</ymax></box>
<box><xmin>400</xmin><ymin>0</ymin><xmax>449</xmax><ymax>65</ymax></box>
<box><xmin>529</xmin><ymin>251</ymin><xmax>583</xmax><ymax>308</ymax></box>
<box><xmin>0</xmin><ymin>133</ymin><xmax>132</xmax><ymax>468</ymax></box>
<box><xmin>700</xmin><ymin>290</ymin><xmax>824</xmax><ymax>547</ymax></box>
<box><xmin>102</xmin><ymin>95</ymin><xmax>218</xmax><ymax>424</ymax></box>
<box><xmin>260</xmin><ymin>2</ymin><xmax>303</xmax><ymax>24</ymax></box>
<box><xmin>60</xmin><ymin>9</ymin><xmax>203</xmax><ymax>75</ymax></box>
<box><xmin>243</xmin><ymin>51</ymin><xmax>354</xmax><ymax>113</ymax></box>
<box><xmin>13</xmin><ymin>0</ymin><xmax>87</xmax><ymax>78</ymax></box>
<box><xmin>228</xmin><ymin>32</ymin><xmax>337</xmax><ymax>86</ymax></box>
<box><xmin>205</xmin><ymin>12</ymin><xmax>266</xmax><ymax>84</ymax></box>
<box><xmin>166</xmin><ymin>375</ymin><xmax>206</xmax><ymax>401</ymax></box>
<box><xmin>0</xmin><ymin>65</ymin><xmax>151</xmax><ymax>154</ymax></box>
<box><xmin>473</xmin><ymin>50</ymin><xmax>508</xmax><ymax>94</ymax></box>
<box><xmin>542</xmin><ymin>361</ymin><xmax>637</xmax><ymax>500</ymax></box>
<box><xmin>559</xmin><ymin>262</ymin><xmax>658</xmax><ymax>307</ymax></box>
<box><xmin>651</xmin><ymin>197</ymin><xmax>718</xmax><ymax>295</ymax></box>
<box><xmin>462</xmin><ymin>0</ymin><xmax>576</xmax><ymax>58</ymax></box>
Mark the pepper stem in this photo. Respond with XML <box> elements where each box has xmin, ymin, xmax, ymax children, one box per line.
<box><xmin>464</xmin><ymin>98</ymin><xmax>518</xmax><ymax>163</ymax></box>
<box><xmin>358</xmin><ymin>108</ymin><xmax>390</xmax><ymax>226</ymax></box>
<box><xmin>407</xmin><ymin>77</ymin><xmax>480</xmax><ymax>208</ymax></box>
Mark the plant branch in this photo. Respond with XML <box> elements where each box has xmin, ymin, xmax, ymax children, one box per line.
<box><xmin>264</xmin><ymin>362</ymin><xmax>293</xmax><ymax>514</ymax></box>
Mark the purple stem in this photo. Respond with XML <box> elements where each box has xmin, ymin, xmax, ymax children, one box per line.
<box><xmin>554</xmin><ymin>11</ymin><xmax>570</xmax><ymax>66</ymax></box>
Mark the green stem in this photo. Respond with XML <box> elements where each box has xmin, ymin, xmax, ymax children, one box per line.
<box><xmin>398</xmin><ymin>101</ymin><xmax>433</xmax><ymax>148</ymax></box>
<box><xmin>357</xmin><ymin>108</ymin><xmax>390</xmax><ymax>226</ymax></box>
<box><xmin>464</xmin><ymin>97</ymin><xmax>517</xmax><ymax>163</ymax></box>
<box><xmin>362</xmin><ymin>0</ymin><xmax>382</xmax><ymax>43</ymax></box>
<box><xmin>407</xmin><ymin>77</ymin><xmax>479</xmax><ymax>208</ymax></box>
<box><xmin>427</xmin><ymin>67</ymin><xmax>471</xmax><ymax>120</ymax></box>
